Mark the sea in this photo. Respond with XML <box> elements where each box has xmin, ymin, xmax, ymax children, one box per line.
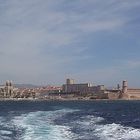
<box><xmin>0</xmin><ymin>100</ymin><xmax>140</xmax><ymax>140</ymax></box>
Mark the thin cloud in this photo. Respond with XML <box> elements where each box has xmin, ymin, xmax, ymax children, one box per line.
<box><xmin>77</xmin><ymin>19</ymin><xmax>124</xmax><ymax>33</ymax></box>
<box><xmin>0</xmin><ymin>0</ymin><xmax>139</xmax><ymax>84</ymax></box>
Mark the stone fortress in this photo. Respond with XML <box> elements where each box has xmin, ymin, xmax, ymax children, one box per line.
<box><xmin>121</xmin><ymin>80</ymin><xmax>140</xmax><ymax>99</ymax></box>
<box><xmin>106</xmin><ymin>80</ymin><xmax>140</xmax><ymax>100</ymax></box>
<box><xmin>62</xmin><ymin>79</ymin><xmax>105</xmax><ymax>97</ymax></box>
<box><xmin>63</xmin><ymin>79</ymin><xmax>140</xmax><ymax>100</ymax></box>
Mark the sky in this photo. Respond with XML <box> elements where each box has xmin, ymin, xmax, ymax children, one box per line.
<box><xmin>0</xmin><ymin>0</ymin><xmax>140</xmax><ymax>87</ymax></box>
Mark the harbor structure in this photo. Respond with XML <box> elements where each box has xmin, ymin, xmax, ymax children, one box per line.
<box><xmin>122</xmin><ymin>80</ymin><xmax>128</xmax><ymax>94</ymax></box>
<box><xmin>63</xmin><ymin>79</ymin><xmax>140</xmax><ymax>100</ymax></box>
<box><xmin>107</xmin><ymin>80</ymin><xmax>140</xmax><ymax>99</ymax></box>
<box><xmin>121</xmin><ymin>80</ymin><xmax>140</xmax><ymax>99</ymax></box>
<box><xmin>62</xmin><ymin>79</ymin><xmax>105</xmax><ymax>95</ymax></box>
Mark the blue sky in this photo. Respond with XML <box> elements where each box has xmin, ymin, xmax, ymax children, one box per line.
<box><xmin>0</xmin><ymin>0</ymin><xmax>140</xmax><ymax>87</ymax></box>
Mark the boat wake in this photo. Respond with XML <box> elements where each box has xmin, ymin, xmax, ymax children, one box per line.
<box><xmin>0</xmin><ymin>109</ymin><xmax>140</xmax><ymax>140</ymax></box>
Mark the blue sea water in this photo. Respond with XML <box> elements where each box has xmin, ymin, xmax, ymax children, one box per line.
<box><xmin>0</xmin><ymin>100</ymin><xmax>140</xmax><ymax>140</ymax></box>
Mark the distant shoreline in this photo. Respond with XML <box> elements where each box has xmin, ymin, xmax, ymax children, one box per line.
<box><xmin>0</xmin><ymin>98</ymin><xmax>139</xmax><ymax>101</ymax></box>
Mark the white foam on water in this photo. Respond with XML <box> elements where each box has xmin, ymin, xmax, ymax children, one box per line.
<box><xmin>12</xmin><ymin>109</ymin><xmax>78</xmax><ymax>140</ymax></box>
<box><xmin>0</xmin><ymin>116</ymin><xmax>6</xmax><ymax>126</ymax></box>
<box><xmin>94</xmin><ymin>123</ymin><xmax>140</xmax><ymax>140</ymax></box>
<box><xmin>80</xmin><ymin>115</ymin><xmax>104</xmax><ymax>125</ymax></box>
<box><xmin>0</xmin><ymin>130</ymin><xmax>12</xmax><ymax>135</ymax></box>
<box><xmin>0</xmin><ymin>135</ymin><xmax>11</xmax><ymax>140</ymax></box>
<box><xmin>1</xmin><ymin>110</ymin><xmax>140</xmax><ymax>140</ymax></box>
<box><xmin>74</xmin><ymin>115</ymin><xmax>140</xmax><ymax>140</ymax></box>
<box><xmin>0</xmin><ymin>116</ymin><xmax>14</xmax><ymax>140</ymax></box>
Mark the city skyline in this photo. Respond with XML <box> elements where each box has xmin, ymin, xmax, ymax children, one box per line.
<box><xmin>0</xmin><ymin>0</ymin><xmax>140</xmax><ymax>87</ymax></box>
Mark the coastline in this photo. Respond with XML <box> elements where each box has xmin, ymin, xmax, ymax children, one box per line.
<box><xmin>0</xmin><ymin>98</ymin><xmax>139</xmax><ymax>102</ymax></box>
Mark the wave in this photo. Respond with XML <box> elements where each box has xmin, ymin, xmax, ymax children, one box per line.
<box><xmin>12</xmin><ymin>109</ymin><xmax>78</xmax><ymax>140</ymax></box>
<box><xmin>71</xmin><ymin>115</ymin><xmax>140</xmax><ymax>140</ymax></box>
<box><xmin>0</xmin><ymin>109</ymin><xmax>140</xmax><ymax>140</ymax></box>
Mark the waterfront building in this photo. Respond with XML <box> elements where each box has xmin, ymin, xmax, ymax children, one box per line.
<box><xmin>107</xmin><ymin>80</ymin><xmax>140</xmax><ymax>99</ymax></box>
<box><xmin>0</xmin><ymin>80</ymin><xmax>14</xmax><ymax>98</ymax></box>
<box><xmin>66</xmin><ymin>79</ymin><xmax>75</xmax><ymax>85</ymax></box>
<box><xmin>63</xmin><ymin>79</ymin><xmax>140</xmax><ymax>100</ymax></box>
<box><xmin>121</xmin><ymin>80</ymin><xmax>140</xmax><ymax>99</ymax></box>
<box><xmin>62</xmin><ymin>79</ymin><xmax>105</xmax><ymax>95</ymax></box>
<box><xmin>0</xmin><ymin>81</ymin><xmax>36</xmax><ymax>99</ymax></box>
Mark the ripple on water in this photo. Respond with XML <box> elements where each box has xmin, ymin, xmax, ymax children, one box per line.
<box><xmin>12</xmin><ymin>109</ymin><xmax>78</xmax><ymax>140</ymax></box>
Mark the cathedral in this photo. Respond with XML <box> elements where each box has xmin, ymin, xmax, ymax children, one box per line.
<box><xmin>0</xmin><ymin>81</ymin><xmax>14</xmax><ymax>98</ymax></box>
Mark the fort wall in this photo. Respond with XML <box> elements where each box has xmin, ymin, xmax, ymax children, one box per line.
<box><xmin>121</xmin><ymin>80</ymin><xmax>140</xmax><ymax>99</ymax></box>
